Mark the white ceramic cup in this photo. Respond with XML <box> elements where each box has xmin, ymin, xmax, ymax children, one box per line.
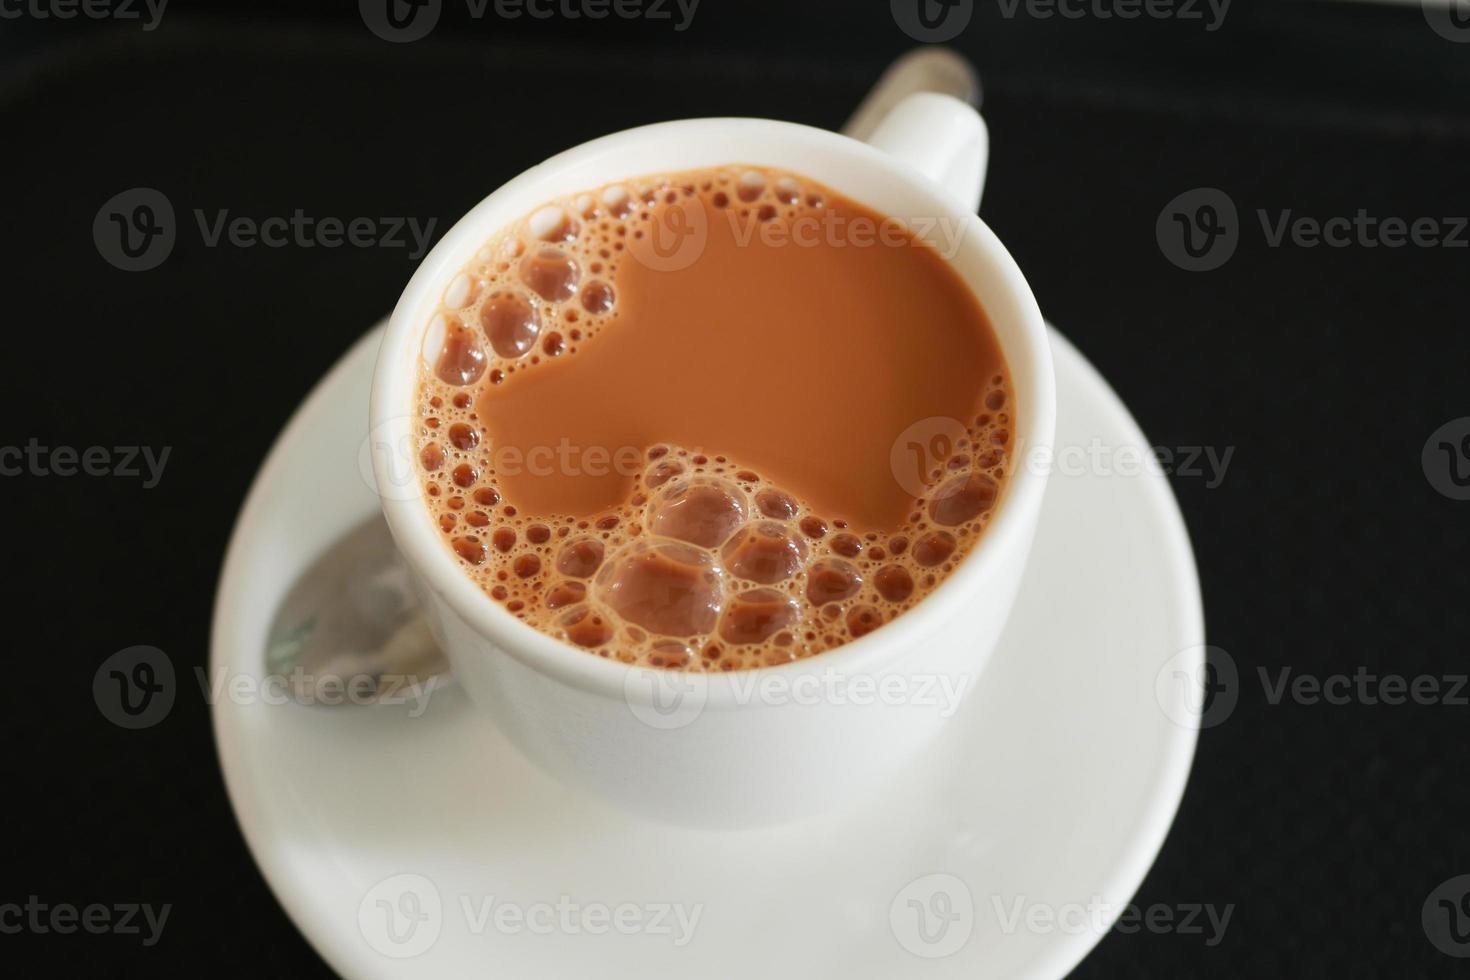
<box><xmin>370</xmin><ymin>88</ymin><xmax>1055</xmax><ymax>827</ymax></box>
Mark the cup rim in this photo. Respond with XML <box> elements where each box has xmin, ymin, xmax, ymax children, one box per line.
<box><xmin>371</xmin><ymin>115</ymin><xmax>1055</xmax><ymax>707</ymax></box>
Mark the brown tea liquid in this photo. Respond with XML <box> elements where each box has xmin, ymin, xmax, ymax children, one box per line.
<box><xmin>413</xmin><ymin>166</ymin><xmax>1013</xmax><ymax>670</ymax></box>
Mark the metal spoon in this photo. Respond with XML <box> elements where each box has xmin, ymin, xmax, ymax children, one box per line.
<box><xmin>265</xmin><ymin>515</ymin><xmax>451</xmax><ymax>705</ymax></box>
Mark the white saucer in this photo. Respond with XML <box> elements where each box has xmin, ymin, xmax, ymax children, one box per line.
<box><xmin>212</xmin><ymin>324</ymin><xmax>1204</xmax><ymax>980</ymax></box>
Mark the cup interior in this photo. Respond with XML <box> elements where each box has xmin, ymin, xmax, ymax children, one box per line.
<box><xmin>371</xmin><ymin>116</ymin><xmax>1055</xmax><ymax>700</ymax></box>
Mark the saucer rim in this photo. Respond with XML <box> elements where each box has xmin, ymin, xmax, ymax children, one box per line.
<box><xmin>210</xmin><ymin>323</ymin><xmax>1203</xmax><ymax>980</ymax></box>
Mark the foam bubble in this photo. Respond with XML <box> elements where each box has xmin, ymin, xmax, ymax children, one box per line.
<box><xmin>452</xmin><ymin>535</ymin><xmax>486</xmax><ymax>565</ymax></box>
<box><xmin>529</xmin><ymin>206</ymin><xmax>575</xmax><ymax>242</ymax></box>
<box><xmin>805</xmin><ymin>559</ymin><xmax>862</xmax><ymax>605</ymax></box>
<box><xmin>912</xmin><ymin>530</ymin><xmax>955</xmax><ymax>566</ymax></box>
<box><xmin>449</xmin><ymin>273</ymin><xmax>479</xmax><ymax>309</ymax></box>
<box><xmin>545</xmin><ymin>581</ymin><xmax>586</xmax><ymax>608</ymax></box>
<box><xmin>720</xmin><ymin>588</ymin><xmax>798</xmax><ymax>645</ymax></box>
<box><xmin>601</xmin><ymin>185</ymin><xmax>632</xmax><ymax>218</ymax></box>
<box><xmin>874</xmin><ymin>565</ymin><xmax>915</xmax><ymax>602</ymax></box>
<box><xmin>846</xmin><ymin>604</ymin><xmax>883</xmax><ymax>638</ymax></box>
<box><xmin>645</xmin><ymin>458</ymin><xmax>684</xmax><ymax>489</ymax></box>
<box><xmin>559</xmin><ymin>606</ymin><xmax>614</xmax><ymax>648</ymax></box>
<box><xmin>755</xmin><ymin>488</ymin><xmax>798</xmax><ymax>520</ymax></box>
<box><xmin>447</xmin><ymin>422</ymin><xmax>478</xmax><ymax>451</ymax></box>
<box><xmin>648</xmin><ymin>639</ymin><xmax>694</xmax><ymax>669</ymax></box>
<box><xmin>556</xmin><ymin>537</ymin><xmax>605</xmax><ymax>578</ymax></box>
<box><xmin>721</xmin><ymin>522</ymin><xmax>806</xmax><ymax>584</ymax></box>
<box><xmin>480</xmin><ymin>291</ymin><xmax>540</xmax><ymax>359</ymax></box>
<box><xmin>928</xmin><ymin>473</ymin><xmax>998</xmax><ymax>526</ymax></box>
<box><xmin>647</xmin><ymin>480</ymin><xmax>747</xmax><ymax>549</ymax></box>
<box><xmin>519</xmin><ymin>248</ymin><xmax>579</xmax><ymax>303</ymax></box>
<box><xmin>596</xmin><ymin>539</ymin><xmax>724</xmax><ymax>637</ymax></box>
<box><xmin>737</xmin><ymin>170</ymin><xmax>765</xmax><ymax>202</ymax></box>
<box><xmin>433</xmin><ymin>319</ymin><xmax>486</xmax><ymax>386</ymax></box>
<box><xmin>580</xmin><ymin>280</ymin><xmax>615</xmax><ymax>314</ymax></box>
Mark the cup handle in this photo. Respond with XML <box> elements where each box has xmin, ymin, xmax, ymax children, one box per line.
<box><xmin>842</xmin><ymin>48</ymin><xmax>990</xmax><ymax>214</ymax></box>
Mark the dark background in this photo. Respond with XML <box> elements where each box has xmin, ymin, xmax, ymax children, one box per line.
<box><xmin>3</xmin><ymin>0</ymin><xmax>1468</xmax><ymax>976</ymax></box>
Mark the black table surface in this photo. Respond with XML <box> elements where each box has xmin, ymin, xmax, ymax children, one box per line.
<box><xmin>2</xmin><ymin>1</ymin><xmax>1468</xmax><ymax>976</ymax></box>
